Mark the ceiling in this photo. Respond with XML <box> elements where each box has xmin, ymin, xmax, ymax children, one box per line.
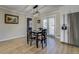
<box><xmin>0</xmin><ymin>5</ymin><xmax>63</xmax><ymax>16</ymax></box>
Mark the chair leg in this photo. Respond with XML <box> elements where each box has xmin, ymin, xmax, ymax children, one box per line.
<box><xmin>27</xmin><ymin>38</ymin><xmax>29</xmax><ymax>44</ymax></box>
<box><xmin>41</xmin><ymin>40</ymin><xmax>43</xmax><ymax>48</ymax></box>
<box><xmin>36</xmin><ymin>40</ymin><xmax>38</xmax><ymax>48</ymax></box>
<box><xmin>44</xmin><ymin>39</ymin><xmax>47</xmax><ymax>46</ymax></box>
<box><xmin>45</xmin><ymin>39</ymin><xmax>47</xmax><ymax>46</ymax></box>
<box><xmin>30</xmin><ymin>39</ymin><xmax>32</xmax><ymax>46</ymax></box>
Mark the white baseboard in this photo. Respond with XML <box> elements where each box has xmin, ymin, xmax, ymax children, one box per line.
<box><xmin>0</xmin><ymin>35</ymin><xmax>26</xmax><ymax>42</ymax></box>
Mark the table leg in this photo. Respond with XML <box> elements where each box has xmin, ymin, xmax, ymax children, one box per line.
<box><xmin>36</xmin><ymin>39</ymin><xmax>38</xmax><ymax>48</ymax></box>
<box><xmin>27</xmin><ymin>37</ymin><xmax>29</xmax><ymax>44</ymax></box>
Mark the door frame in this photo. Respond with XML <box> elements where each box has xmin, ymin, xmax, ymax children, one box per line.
<box><xmin>27</xmin><ymin>18</ymin><xmax>32</xmax><ymax>44</ymax></box>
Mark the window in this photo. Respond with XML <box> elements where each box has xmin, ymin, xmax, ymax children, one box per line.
<box><xmin>49</xmin><ymin>17</ymin><xmax>55</xmax><ymax>35</ymax></box>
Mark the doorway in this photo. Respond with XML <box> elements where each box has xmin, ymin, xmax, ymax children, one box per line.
<box><xmin>27</xmin><ymin>18</ymin><xmax>32</xmax><ymax>44</ymax></box>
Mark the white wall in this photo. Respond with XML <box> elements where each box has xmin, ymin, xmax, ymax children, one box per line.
<box><xmin>0</xmin><ymin>9</ymin><xmax>27</xmax><ymax>41</ymax></box>
<box><xmin>55</xmin><ymin>12</ymin><xmax>60</xmax><ymax>39</ymax></box>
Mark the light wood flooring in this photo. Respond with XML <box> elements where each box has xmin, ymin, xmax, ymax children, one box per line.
<box><xmin>0</xmin><ymin>37</ymin><xmax>79</xmax><ymax>54</ymax></box>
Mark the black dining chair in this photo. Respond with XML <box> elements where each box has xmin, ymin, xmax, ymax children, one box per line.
<box><xmin>36</xmin><ymin>30</ymin><xmax>47</xmax><ymax>48</ymax></box>
<box><xmin>42</xmin><ymin>29</ymin><xmax>47</xmax><ymax>46</ymax></box>
<box><xmin>30</xmin><ymin>31</ymin><xmax>37</xmax><ymax>46</ymax></box>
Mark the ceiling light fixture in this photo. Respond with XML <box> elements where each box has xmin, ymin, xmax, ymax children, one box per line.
<box><xmin>33</xmin><ymin>5</ymin><xmax>40</xmax><ymax>16</ymax></box>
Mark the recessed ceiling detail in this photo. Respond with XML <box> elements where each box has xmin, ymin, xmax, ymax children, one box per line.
<box><xmin>0</xmin><ymin>5</ymin><xmax>63</xmax><ymax>16</ymax></box>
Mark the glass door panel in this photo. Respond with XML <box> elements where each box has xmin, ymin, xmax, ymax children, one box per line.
<box><xmin>43</xmin><ymin>16</ymin><xmax>55</xmax><ymax>37</ymax></box>
<box><xmin>49</xmin><ymin>17</ymin><xmax>55</xmax><ymax>36</ymax></box>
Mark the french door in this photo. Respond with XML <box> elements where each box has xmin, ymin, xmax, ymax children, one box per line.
<box><xmin>48</xmin><ymin>16</ymin><xmax>55</xmax><ymax>37</ymax></box>
<box><xmin>43</xmin><ymin>16</ymin><xmax>55</xmax><ymax>37</ymax></box>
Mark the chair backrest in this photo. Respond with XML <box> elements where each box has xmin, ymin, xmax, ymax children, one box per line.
<box><xmin>42</xmin><ymin>29</ymin><xmax>47</xmax><ymax>35</ymax></box>
<box><xmin>30</xmin><ymin>31</ymin><xmax>36</xmax><ymax>37</ymax></box>
<box><xmin>42</xmin><ymin>29</ymin><xmax>47</xmax><ymax>39</ymax></box>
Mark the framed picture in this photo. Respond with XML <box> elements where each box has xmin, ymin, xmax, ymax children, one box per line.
<box><xmin>5</xmin><ymin>14</ymin><xmax>19</xmax><ymax>24</ymax></box>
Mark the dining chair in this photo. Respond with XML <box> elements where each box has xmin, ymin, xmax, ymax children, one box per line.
<box><xmin>42</xmin><ymin>29</ymin><xmax>47</xmax><ymax>46</ymax></box>
<box><xmin>30</xmin><ymin>31</ymin><xmax>36</xmax><ymax>46</ymax></box>
<box><xmin>36</xmin><ymin>30</ymin><xmax>47</xmax><ymax>48</ymax></box>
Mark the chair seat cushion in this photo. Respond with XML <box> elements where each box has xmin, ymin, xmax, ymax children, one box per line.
<box><xmin>38</xmin><ymin>36</ymin><xmax>42</xmax><ymax>40</ymax></box>
<box><xmin>37</xmin><ymin>35</ymin><xmax>44</xmax><ymax>40</ymax></box>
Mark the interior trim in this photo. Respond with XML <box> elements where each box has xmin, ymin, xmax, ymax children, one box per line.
<box><xmin>0</xmin><ymin>35</ymin><xmax>26</xmax><ymax>42</ymax></box>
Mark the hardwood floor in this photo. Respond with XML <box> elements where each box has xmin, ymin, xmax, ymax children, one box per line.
<box><xmin>0</xmin><ymin>37</ymin><xmax>79</xmax><ymax>54</ymax></box>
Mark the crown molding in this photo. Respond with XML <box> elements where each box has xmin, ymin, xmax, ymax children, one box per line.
<box><xmin>0</xmin><ymin>6</ymin><xmax>26</xmax><ymax>15</ymax></box>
